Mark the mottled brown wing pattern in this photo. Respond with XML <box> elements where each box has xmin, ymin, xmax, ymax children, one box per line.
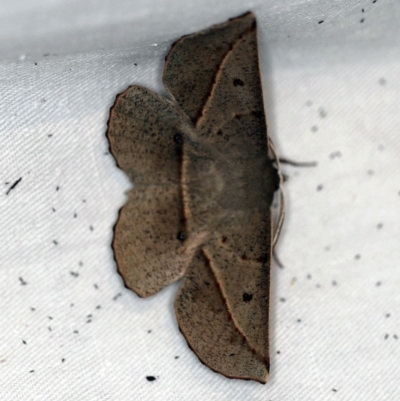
<box><xmin>107</xmin><ymin>12</ymin><xmax>279</xmax><ymax>383</ymax></box>
<box><xmin>107</xmin><ymin>86</ymin><xmax>196</xmax><ymax>297</ymax></box>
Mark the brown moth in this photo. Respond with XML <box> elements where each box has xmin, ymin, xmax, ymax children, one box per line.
<box><xmin>106</xmin><ymin>12</ymin><xmax>282</xmax><ymax>384</ymax></box>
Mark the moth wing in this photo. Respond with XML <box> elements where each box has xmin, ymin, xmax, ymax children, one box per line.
<box><xmin>107</xmin><ymin>85</ymin><xmax>195</xmax><ymax>298</ymax></box>
<box><xmin>177</xmin><ymin>16</ymin><xmax>278</xmax><ymax>364</ymax></box>
<box><xmin>163</xmin><ymin>12</ymin><xmax>255</xmax><ymax>124</ymax></box>
<box><xmin>175</xmin><ymin>250</ymin><xmax>269</xmax><ymax>384</ymax></box>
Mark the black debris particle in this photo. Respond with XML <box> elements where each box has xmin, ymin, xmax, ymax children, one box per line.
<box><xmin>61</xmin><ymin>358</ymin><xmax>65</xmax><ymax>363</ymax></box>
<box><xmin>94</xmin><ymin>284</ymin><xmax>99</xmax><ymax>290</ymax></box>
<box><xmin>34</xmin><ymin>62</ymin><xmax>37</xmax><ymax>65</ymax></box>
<box><xmin>316</xmin><ymin>184</ymin><xmax>323</xmax><ymax>191</ymax></box>
<box><xmin>6</xmin><ymin>177</ymin><xmax>22</xmax><ymax>195</ymax></box>
<box><xmin>30</xmin><ymin>307</ymin><xmax>35</xmax><ymax>311</ymax></box>
<box><xmin>74</xmin><ymin>213</ymin><xmax>77</xmax><ymax>218</ymax></box>
<box><xmin>70</xmin><ymin>303</ymin><xmax>74</xmax><ymax>307</ymax></box>
<box><xmin>277</xmin><ymin>350</ymin><xmax>281</xmax><ymax>354</ymax></box>
<box><xmin>175</xmin><ymin>356</ymin><xmax>179</xmax><ymax>359</ymax></box>
<box><xmin>53</xmin><ymin>240</ymin><xmax>58</xmax><ymax>245</ymax></box>
<box><xmin>89</xmin><ymin>225</ymin><xmax>94</xmax><ymax>231</ymax></box>
<box><xmin>134</xmin><ymin>63</ymin><xmax>137</xmax><ymax>66</ymax></box>
<box><xmin>377</xmin><ymin>223</ymin><xmax>383</xmax><ymax>229</ymax></box>
<box><xmin>73</xmin><ymin>330</ymin><xmax>79</xmax><ymax>334</ymax></box>
<box><xmin>48</xmin><ymin>327</ymin><xmax>52</xmax><ymax>332</ymax></box>
<box><xmin>372</xmin><ymin>0</ymin><xmax>377</xmax><ymax>3</ymax></box>
<box><xmin>394</xmin><ymin>334</ymin><xmax>398</xmax><ymax>340</ymax></box>
<box><xmin>96</xmin><ymin>305</ymin><xmax>101</xmax><ymax>310</ymax></box>
<box><xmin>329</xmin><ymin>151</ymin><xmax>342</xmax><ymax>159</ymax></box>
<box><xmin>311</xmin><ymin>125</ymin><xmax>318</xmax><ymax>132</ymax></box>
<box><xmin>384</xmin><ymin>333</ymin><xmax>389</xmax><ymax>340</ymax></box>
<box><xmin>354</xmin><ymin>254</ymin><xmax>361</xmax><ymax>260</ymax></box>
<box><xmin>113</xmin><ymin>293</ymin><xmax>122</xmax><ymax>301</ymax></box>
<box><xmin>79</xmin><ymin>261</ymin><xmax>83</xmax><ymax>267</ymax></box>
<box><xmin>22</xmin><ymin>340</ymin><xmax>27</xmax><ymax>345</ymax></box>
<box><xmin>47</xmin><ymin>316</ymin><xmax>53</xmax><ymax>320</ymax></box>
<box><xmin>19</xmin><ymin>277</ymin><xmax>27</xmax><ymax>286</ymax></box>
<box><xmin>82</xmin><ymin>199</ymin><xmax>86</xmax><ymax>203</ymax></box>
<box><xmin>332</xmin><ymin>389</ymin><xmax>338</xmax><ymax>392</ymax></box>
<box><xmin>297</xmin><ymin>319</ymin><xmax>302</xmax><ymax>323</ymax></box>
<box><xmin>147</xmin><ymin>330</ymin><xmax>152</xmax><ymax>334</ymax></box>
<box><xmin>48</xmin><ymin>134</ymin><xmax>53</xmax><ymax>138</ymax></box>
<box><xmin>385</xmin><ymin>313</ymin><xmax>391</xmax><ymax>318</ymax></box>
<box><xmin>52</xmin><ymin>207</ymin><xmax>56</xmax><ymax>212</ymax></box>
<box><xmin>318</xmin><ymin>20</ymin><xmax>324</xmax><ymax>24</ymax></box>
<box><xmin>56</xmin><ymin>186</ymin><xmax>60</xmax><ymax>191</ymax></box>
<box><xmin>379</xmin><ymin>77</ymin><xmax>386</xmax><ymax>86</ymax></box>
<box><xmin>360</xmin><ymin>18</ymin><xmax>365</xmax><ymax>23</ymax></box>
<box><xmin>318</xmin><ymin>107</ymin><xmax>327</xmax><ymax>118</ymax></box>
<box><xmin>307</xmin><ymin>274</ymin><xmax>312</xmax><ymax>280</ymax></box>
<box><xmin>376</xmin><ymin>281</ymin><xmax>382</xmax><ymax>287</ymax></box>
<box><xmin>29</xmin><ymin>370</ymin><xmax>35</xmax><ymax>373</ymax></box>
<box><xmin>280</xmin><ymin>297</ymin><xmax>286</xmax><ymax>302</ymax></box>
<box><xmin>332</xmin><ymin>280</ymin><xmax>338</xmax><ymax>286</ymax></box>
<box><xmin>70</xmin><ymin>271</ymin><xmax>79</xmax><ymax>277</ymax></box>
<box><xmin>146</xmin><ymin>376</ymin><xmax>156</xmax><ymax>382</ymax></box>
<box><xmin>362</xmin><ymin>8</ymin><xmax>364</xmax><ymax>12</ymax></box>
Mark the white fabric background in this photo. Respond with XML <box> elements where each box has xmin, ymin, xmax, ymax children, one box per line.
<box><xmin>1</xmin><ymin>0</ymin><xmax>399</xmax><ymax>399</ymax></box>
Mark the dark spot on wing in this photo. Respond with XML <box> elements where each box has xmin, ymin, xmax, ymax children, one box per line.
<box><xmin>233</xmin><ymin>78</ymin><xmax>244</xmax><ymax>87</ymax></box>
<box><xmin>173</xmin><ymin>133</ymin><xmax>183</xmax><ymax>145</ymax></box>
<box><xmin>242</xmin><ymin>292</ymin><xmax>253</xmax><ymax>302</ymax></box>
<box><xmin>177</xmin><ymin>231</ymin><xmax>186</xmax><ymax>242</ymax></box>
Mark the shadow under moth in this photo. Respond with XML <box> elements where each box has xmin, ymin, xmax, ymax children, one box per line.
<box><xmin>106</xmin><ymin>12</ymin><xmax>283</xmax><ymax>384</ymax></box>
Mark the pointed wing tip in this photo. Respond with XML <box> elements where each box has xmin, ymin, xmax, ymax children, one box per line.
<box><xmin>228</xmin><ymin>11</ymin><xmax>255</xmax><ymax>23</ymax></box>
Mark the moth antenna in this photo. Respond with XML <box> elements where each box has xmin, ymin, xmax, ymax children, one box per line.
<box><xmin>276</xmin><ymin>157</ymin><xmax>317</xmax><ymax>167</ymax></box>
<box><xmin>267</xmin><ymin>138</ymin><xmax>286</xmax><ymax>249</ymax></box>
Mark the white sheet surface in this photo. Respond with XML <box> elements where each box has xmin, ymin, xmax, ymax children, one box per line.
<box><xmin>1</xmin><ymin>1</ymin><xmax>399</xmax><ymax>399</ymax></box>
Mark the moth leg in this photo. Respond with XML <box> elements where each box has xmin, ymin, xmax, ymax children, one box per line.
<box><xmin>272</xmin><ymin>250</ymin><xmax>284</xmax><ymax>269</ymax></box>
<box><xmin>268</xmin><ymin>139</ymin><xmax>316</xmax><ymax>266</ymax></box>
<box><xmin>267</xmin><ymin>138</ymin><xmax>285</xmax><ymax>248</ymax></box>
